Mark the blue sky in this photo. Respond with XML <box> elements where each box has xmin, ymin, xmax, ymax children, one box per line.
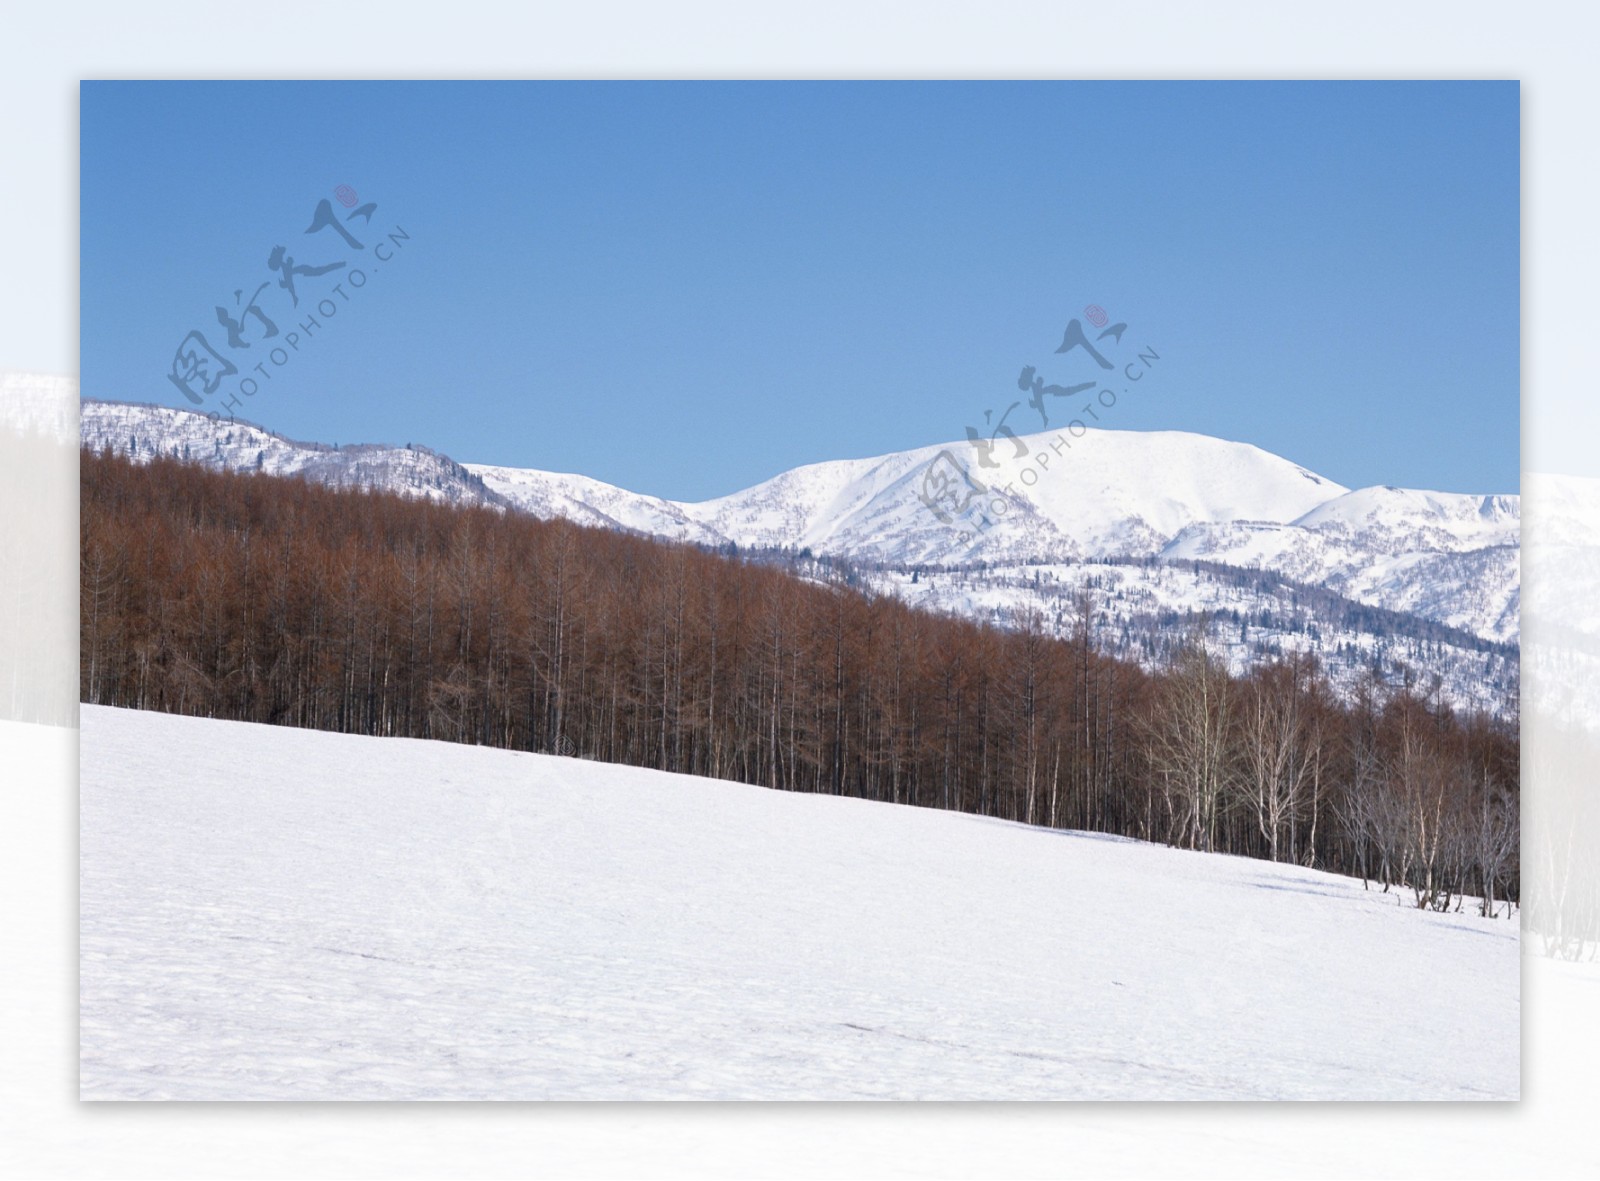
<box><xmin>81</xmin><ymin>81</ymin><xmax>1519</xmax><ymax>499</ymax></box>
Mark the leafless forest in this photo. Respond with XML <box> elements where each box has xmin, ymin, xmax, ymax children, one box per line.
<box><xmin>81</xmin><ymin>449</ymin><xmax>1520</xmax><ymax>912</ymax></box>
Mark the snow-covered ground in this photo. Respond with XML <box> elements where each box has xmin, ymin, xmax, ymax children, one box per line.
<box><xmin>79</xmin><ymin>705</ymin><xmax>1518</xmax><ymax>1101</ymax></box>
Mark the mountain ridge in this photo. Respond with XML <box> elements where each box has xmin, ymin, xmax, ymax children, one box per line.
<box><xmin>78</xmin><ymin>399</ymin><xmax>1519</xmax><ymax>715</ymax></box>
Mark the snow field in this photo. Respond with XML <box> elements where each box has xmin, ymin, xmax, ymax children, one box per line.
<box><xmin>80</xmin><ymin>705</ymin><xmax>1518</xmax><ymax>1100</ymax></box>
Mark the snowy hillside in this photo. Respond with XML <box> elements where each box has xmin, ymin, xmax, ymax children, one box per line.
<box><xmin>81</xmin><ymin>400</ymin><xmax>509</xmax><ymax>512</ymax></box>
<box><xmin>479</xmin><ymin>427</ymin><xmax>1519</xmax><ymax>654</ymax></box>
<box><xmin>484</xmin><ymin>432</ymin><xmax>1516</xmax><ymax>657</ymax></box>
<box><xmin>870</xmin><ymin>558</ymin><xmax>1517</xmax><ymax>717</ymax></box>
<box><xmin>80</xmin><ymin>705</ymin><xmax>1519</xmax><ymax>1101</ymax></box>
<box><xmin>475</xmin><ymin>427</ymin><xmax>1356</xmax><ymax>566</ymax></box>
<box><xmin>1164</xmin><ymin>487</ymin><xmax>1520</xmax><ymax>644</ymax></box>
<box><xmin>667</xmin><ymin>427</ymin><xmax>1348</xmax><ymax>563</ymax></box>
<box><xmin>466</xmin><ymin>461</ymin><xmax>726</xmax><ymax>544</ymax></box>
<box><xmin>78</xmin><ymin>400</ymin><xmax>1519</xmax><ymax>710</ymax></box>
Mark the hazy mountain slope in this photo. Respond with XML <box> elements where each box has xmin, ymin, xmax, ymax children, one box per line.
<box><xmin>80</xmin><ymin>704</ymin><xmax>1519</xmax><ymax>1100</ymax></box>
<box><xmin>1524</xmin><ymin>472</ymin><xmax>1600</xmax><ymax>729</ymax></box>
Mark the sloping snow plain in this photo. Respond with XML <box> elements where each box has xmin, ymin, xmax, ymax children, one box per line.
<box><xmin>79</xmin><ymin>705</ymin><xmax>1519</xmax><ymax>1101</ymax></box>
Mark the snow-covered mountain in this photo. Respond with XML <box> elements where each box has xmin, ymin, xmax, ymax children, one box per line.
<box><xmin>1160</xmin><ymin>487</ymin><xmax>1521</xmax><ymax>645</ymax></box>
<box><xmin>82</xmin><ymin>400</ymin><xmax>510</xmax><ymax>512</ymax></box>
<box><xmin>475</xmin><ymin>431</ymin><xmax>1517</xmax><ymax>653</ymax></box>
<box><xmin>476</xmin><ymin>427</ymin><xmax>1348</xmax><ymax>563</ymax></box>
<box><xmin>80</xmin><ymin>400</ymin><xmax>1519</xmax><ymax>712</ymax></box>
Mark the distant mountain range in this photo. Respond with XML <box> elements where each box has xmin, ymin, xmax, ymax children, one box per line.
<box><xmin>80</xmin><ymin>400</ymin><xmax>1521</xmax><ymax>715</ymax></box>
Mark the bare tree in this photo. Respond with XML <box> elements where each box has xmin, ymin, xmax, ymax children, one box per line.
<box><xmin>1233</xmin><ymin>659</ymin><xmax>1323</xmax><ymax>862</ymax></box>
<box><xmin>1145</xmin><ymin>632</ymin><xmax>1233</xmax><ymax>853</ymax></box>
